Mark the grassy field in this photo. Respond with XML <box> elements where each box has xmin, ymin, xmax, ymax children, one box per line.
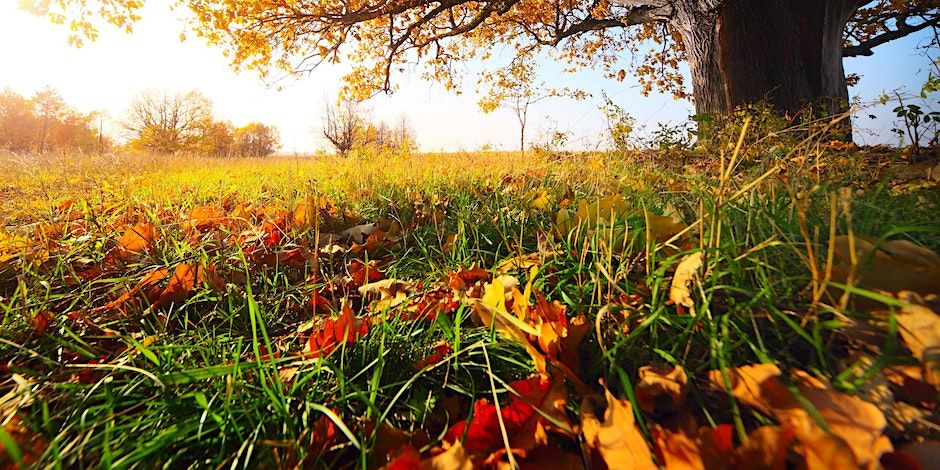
<box><xmin>1</xmin><ymin>134</ymin><xmax>939</xmax><ymax>468</ymax></box>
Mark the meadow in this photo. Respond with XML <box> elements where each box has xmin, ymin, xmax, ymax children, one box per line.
<box><xmin>1</xmin><ymin>129</ymin><xmax>939</xmax><ymax>468</ymax></box>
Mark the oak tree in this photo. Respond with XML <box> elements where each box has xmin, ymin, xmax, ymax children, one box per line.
<box><xmin>26</xmin><ymin>1</ymin><xmax>940</xmax><ymax>119</ymax></box>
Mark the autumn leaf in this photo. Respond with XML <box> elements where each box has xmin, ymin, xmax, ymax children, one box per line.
<box><xmin>187</xmin><ymin>205</ymin><xmax>226</xmax><ymax>231</ymax></box>
<box><xmin>635</xmin><ymin>364</ymin><xmax>688</xmax><ymax>415</ymax></box>
<box><xmin>443</xmin><ymin>374</ymin><xmax>570</xmax><ymax>461</ymax></box>
<box><xmin>306</xmin><ymin>304</ymin><xmax>370</xmax><ymax>358</ymax></box>
<box><xmin>708</xmin><ymin>364</ymin><xmax>892</xmax><ymax>467</ymax></box>
<box><xmin>894</xmin><ymin>291</ymin><xmax>940</xmax><ymax>386</ymax></box>
<box><xmin>157</xmin><ymin>263</ymin><xmax>226</xmax><ymax>307</ymax></box>
<box><xmin>446</xmin><ymin>264</ymin><xmax>491</xmax><ymax>292</ymax></box>
<box><xmin>830</xmin><ymin>236</ymin><xmax>940</xmax><ymax>311</ymax></box>
<box><xmin>359</xmin><ymin>279</ymin><xmax>415</xmax><ymax>312</ymax></box>
<box><xmin>117</xmin><ymin>222</ymin><xmax>158</xmax><ymax>254</ymax></box>
<box><xmin>670</xmin><ymin>252</ymin><xmax>703</xmax><ymax>315</ymax></box>
<box><xmin>102</xmin><ymin>266</ymin><xmax>171</xmax><ymax>312</ymax></box>
<box><xmin>580</xmin><ymin>385</ymin><xmax>658</xmax><ymax>470</ymax></box>
<box><xmin>415</xmin><ymin>343</ymin><xmax>453</xmax><ymax>370</ymax></box>
<box><xmin>348</xmin><ymin>260</ymin><xmax>385</xmax><ymax>289</ymax></box>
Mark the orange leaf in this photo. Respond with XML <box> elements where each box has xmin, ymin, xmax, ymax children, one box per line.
<box><xmin>709</xmin><ymin>364</ymin><xmax>891</xmax><ymax>467</ymax></box>
<box><xmin>307</xmin><ymin>304</ymin><xmax>369</xmax><ymax>358</ymax></box>
<box><xmin>117</xmin><ymin>222</ymin><xmax>157</xmax><ymax>254</ymax></box>
<box><xmin>580</xmin><ymin>385</ymin><xmax>658</xmax><ymax>470</ymax></box>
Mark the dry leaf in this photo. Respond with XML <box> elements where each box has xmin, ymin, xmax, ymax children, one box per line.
<box><xmin>895</xmin><ymin>292</ymin><xmax>940</xmax><ymax>386</ymax></box>
<box><xmin>830</xmin><ymin>236</ymin><xmax>940</xmax><ymax>311</ymax></box>
<box><xmin>670</xmin><ymin>252</ymin><xmax>703</xmax><ymax>315</ymax></box>
<box><xmin>117</xmin><ymin>222</ymin><xmax>158</xmax><ymax>254</ymax></box>
<box><xmin>580</xmin><ymin>386</ymin><xmax>658</xmax><ymax>470</ymax></box>
<box><xmin>636</xmin><ymin>365</ymin><xmax>688</xmax><ymax>415</ymax></box>
<box><xmin>709</xmin><ymin>364</ymin><xmax>891</xmax><ymax>467</ymax></box>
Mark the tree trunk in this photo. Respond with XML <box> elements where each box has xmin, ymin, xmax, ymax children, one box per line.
<box><xmin>672</xmin><ymin>0</ymin><xmax>860</xmax><ymax>123</ymax></box>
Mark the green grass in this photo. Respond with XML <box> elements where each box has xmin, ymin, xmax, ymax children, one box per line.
<box><xmin>1</xmin><ymin>142</ymin><xmax>938</xmax><ymax>468</ymax></box>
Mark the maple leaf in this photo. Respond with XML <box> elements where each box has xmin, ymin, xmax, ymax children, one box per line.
<box><xmin>443</xmin><ymin>374</ymin><xmax>570</xmax><ymax>462</ymax></box>
<box><xmin>306</xmin><ymin>304</ymin><xmax>370</xmax><ymax>358</ymax></box>
<box><xmin>348</xmin><ymin>260</ymin><xmax>385</xmax><ymax>289</ymax></box>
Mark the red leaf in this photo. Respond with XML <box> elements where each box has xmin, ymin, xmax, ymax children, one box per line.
<box><xmin>307</xmin><ymin>304</ymin><xmax>370</xmax><ymax>357</ymax></box>
<box><xmin>444</xmin><ymin>374</ymin><xmax>570</xmax><ymax>459</ymax></box>
<box><xmin>416</xmin><ymin>344</ymin><xmax>454</xmax><ymax>370</ymax></box>
<box><xmin>348</xmin><ymin>260</ymin><xmax>384</xmax><ymax>289</ymax></box>
<box><xmin>32</xmin><ymin>310</ymin><xmax>53</xmax><ymax>336</ymax></box>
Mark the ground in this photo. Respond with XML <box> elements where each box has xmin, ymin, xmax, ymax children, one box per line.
<box><xmin>0</xmin><ymin>142</ymin><xmax>939</xmax><ymax>469</ymax></box>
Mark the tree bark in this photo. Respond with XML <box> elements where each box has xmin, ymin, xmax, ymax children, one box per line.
<box><xmin>671</xmin><ymin>0</ymin><xmax>860</xmax><ymax>121</ymax></box>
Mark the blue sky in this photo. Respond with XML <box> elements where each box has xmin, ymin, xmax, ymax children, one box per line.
<box><xmin>0</xmin><ymin>1</ymin><xmax>934</xmax><ymax>153</ymax></box>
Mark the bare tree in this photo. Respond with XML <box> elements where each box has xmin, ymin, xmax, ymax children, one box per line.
<box><xmin>123</xmin><ymin>89</ymin><xmax>213</xmax><ymax>154</ymax></box>
<box><xmin>321</xmin><ymin>98</ymin><xmax>364</xmax><ymax>157</ymax></box>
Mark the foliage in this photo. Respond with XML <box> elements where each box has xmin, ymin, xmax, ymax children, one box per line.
<box><xmin>598</xmin><ymin>93</ymin><xmax>635</xmax><ymax>153</ymax></box>
<box><xmin>322</xmin><ymin>98</ymin><xmax>416</xmax><ymax>156</ymax></box>
<box><xmin>0</xmin><ymin>86</ymin><xmax>106</xmax><ymax>154</ymax></box>
<box><xmin>24</xmin><ymin>1</ymin><xmax>939</xmax><ymax>115</ymax></box>
<box><xmin>124</xmin><ymin>89</ymin><xmax>280</xmax><ymax>157</ymax></box>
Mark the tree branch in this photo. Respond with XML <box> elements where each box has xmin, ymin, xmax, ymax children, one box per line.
<box><xmin>844</xmin><ymin>14</ymin><xmax>940</xmax><ymax>56</ymax></box>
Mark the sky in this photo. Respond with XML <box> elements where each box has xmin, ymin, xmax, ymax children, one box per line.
<box><xmin>0</xmin><ymin>1</ymin><xmax>935</xmax><ymax>153</ymax></box>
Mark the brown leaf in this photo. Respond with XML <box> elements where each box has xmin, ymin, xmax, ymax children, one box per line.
<box><xmin>580</xmin><ymin>386</ymin><xmax>658</xmax><ymax>470</ymax></box>
<box><xmin>636</xmin><ymin>365</ymin><xmax>688</xmax><ymax>415</ymax></box>
<box><xmin>895</xmin><ymin>292</ymin><xmax>940</xmax><ymax>387</ymax></box>
<box><xmin>708</xmin><ymin>364</ymin><xmax>891</xmax><ymax>467</ymax></box>
<box><xmin>830</xmin><ymin>237</ymin><xmax>940</xmax><ymax>311</ymax></box>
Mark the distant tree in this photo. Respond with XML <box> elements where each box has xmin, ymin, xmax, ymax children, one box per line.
<box><xmin>479</xmin><ymin>60</ymin><xmax>587</xmax><ymax>152</ymax></box>
<box><xmin>363</xmin><ymin>115</ymin><xmax>417</xmax><ymax>153</ymax></box>
<box><xmin>32</xmin><ymin>86</ymin><xmax>66</xmax><ymax>154</ymax></box>
<box><xmin>322</xmin><ymin>98</ymin><xmax>364</xmax><ymax>157</ymax></box>
<box><xmin>0</xmin><ymin>87</ymin><xmax>104</xmax><ymax>154</ymax></box>
<box><xmin>193</xmin><ymin>118</ymin><xmax>236</xmax><ymax>157</ymax></box>
<box><xmin>234</xmin><ymin>122</ymin><xmax>280</xmax><ymax>157</ymax></box>
<box><xmin>124</xmin><ymin>89</ymin><xmax>213</xmax><ymax>154</ymax></box>
<box><xmin>0</xmin><ymin>88</ymin><xmax>37</xmax><ymax>153</ymax></box>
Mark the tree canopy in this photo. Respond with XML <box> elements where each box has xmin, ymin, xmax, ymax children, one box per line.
<box><xmin>24</xmin><ymin>1</ymin><xmax>940</xmax><ymax>114</ymax></box>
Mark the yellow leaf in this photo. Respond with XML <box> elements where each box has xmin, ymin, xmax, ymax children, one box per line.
<box><xmin>670</xmin><ymin>252</ymin><xmax>703</xmax><ymax>315</ymax></box>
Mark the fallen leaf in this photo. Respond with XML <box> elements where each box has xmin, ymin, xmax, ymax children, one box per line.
<box><xmin>359</xmin><ymin>279</ymin><xmax>415</xmax><ymax>312</ymax></box>
<box><xmin>636</xmin><ymin>365</ymin><xmax>688</xmax><ymax>415</ymax></box>
<box><xmin>882</xmin><ymin>440</ymin><xmax>940</xmax><ymax>470</ymax></box>
<box><xmin>830</xmin><ymin>236</ymin><xmax>940</xmax><ymax>311</ymax></box>
<box><xmin>670</xmin><ymin>252</ymin><xmax>703</xmax><ymax>315</ymax></box>
<box><xmin>306</xmin><ymin>303</ymin><xmax>370</xmax><ymax>358</ymax></box>
<box><xmin>117</xmin><ymin>222</ymin><xmax>158</xmax><ymax>254</ymax></box>
<box><xmin>580</xmin><ymin>385</ymin><xmax>658</xmax><ymax>470</ymax></box>
<box><xmin>708</xmin><ymin>364</ymin><xmax>891</xmax><ymax>467</ymax></box>
<box><xmin>894</xmin><ymin>291</ymin><xmax>940</xmax><ymax>386</ymax></box>
<box><xmin>444</xmin><ymin>374</ymin><xmax>570</xmax><ymax>461</ymax></box>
